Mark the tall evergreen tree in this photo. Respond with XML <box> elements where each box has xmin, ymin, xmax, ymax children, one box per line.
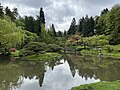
<box><xmin>0</xmin><ymin>3</ymin><xmax>4</xmax><ymax>17</ymax></box>
<box><xmin>34</xmin><ymin>16</ymin><xmax>41</xmax><ymax>35</ymax></box>
<box><xmin>82</xmin><ymin>15</ymin><xmax>89</xmax><ymax>37</ymax></box>
<box><xmin>89</xmin><ymin>16</ymin><xmax>94</xmax><ymax>36</ymax></box>
<box><xmin>5</xmin><ymin>7</ymin><xmax>12</xmax><ymax>17</ymax></box>
<box><xmin>35</xmin><ymin>7</ymin><xmax>45</xmax><ymax>36</ymax></box>
<box><xmin>12</xmin><ymin>8</ymin><xmax>18</xmax><ymax>19</ymax></box>
<box><xmin>40</xmin><ymin>7</ymin><xmax>45</xmax><ymax>24</ymax></box>
<box><xmin>57</xmin><ymin>31</ymin><xmax>62</xmax><ymax>37</ymax></box>
<box><xmin>80</xmin><ymin>15</ymin><xmax>94</xmax><ymax>37</ymax></box>
<box><xmin>68</xmin><ymin>18</ymin><xmax>76</xmax><ymax>35</ymax></box>
<box><xmin>5</xmin><ymin>6</ymin><xmax>16</xmax><ymax>21</ymax></box>
<box><xmin>64</xmin><ymin>30</ymin><xmax>67</xmax><ymax>37</ymax></box>
<box><xmin>101</xmin><ymin>8</ymin><xmax>109</xmax><ymax>15</ymax></box>
<box><xmin>24</xmin><ymin>16</ymin><xmax>35</xmax><ymax>33</ymax></box>
<box><xmin>51</xmin><ymin>24</ymin><xmax>57</xmax><ymax>37</ymax></box>
<box><xmin>78</xmin><ymin>17</ymin><xmax>84</xmax><ymax>34</ymax></box>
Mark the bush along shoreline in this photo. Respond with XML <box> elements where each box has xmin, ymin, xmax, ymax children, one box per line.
<box><xmin>7</xmin><ymin>42</ymin><xmax>63</xmax><ymax>61</ymax></box>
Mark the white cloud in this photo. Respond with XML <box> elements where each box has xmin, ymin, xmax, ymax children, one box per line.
<box><xmin>0</xmin><ymin>0</ymin><xmax>120</xmax><ymax>31</ymax></box>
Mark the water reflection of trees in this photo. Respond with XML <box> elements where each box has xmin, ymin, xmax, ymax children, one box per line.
<box><xmin>0</xmin><ymin>60</ymin><xmax>23</xmax><ymax>90</ymax></box>
<box><xmin>1</xmin><ymin>54</ymin><xmax>120</xmax><ymax>90</ymax></box>
<box><xmin>66</xmin><ymin>54</ymin><xmax>120</xmax><ymax>81</ymax></box>
<box><xmin>0</xmin><ymin>57</ymin><xmax>62</xmax><ymax>90</ymax></box>
<box><xmin>19</xmin><ymin>60</ymin><xmax>63</xmax><ymax>87</ymax></box>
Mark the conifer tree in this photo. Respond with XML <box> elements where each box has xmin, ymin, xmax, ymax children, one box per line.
<box><xmin>0</xmin><ymin>3</ymin><xmax>4</xmax><ymax>17</ymax></box>
<box><xmin>68</xmin><ymin>18</ymin><xmax>76</xmax><ymax>35</ymax></box>
<box><xmin>40</xmin><ymin>7</ymin><xmax>45</xmax><ymax>24</ymax></box>
<box><xmin>51</xmin><ymin>24</ymin><xmax>57</xmax><ymax>37</ymax></box>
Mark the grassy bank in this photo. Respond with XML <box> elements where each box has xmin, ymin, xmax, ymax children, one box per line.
<box><xmin>72</xmin><ymin>80</ymin><xmax>120</xmax><ymax>90</ymax></box>
<box><xmin>80</xmin><ymin>46</ymin><xmax>120</xmax><ymax>60</ymax></box>
<box><xmin>24</xmin><ymin>53</ymin><xmax>62</xmax><ymax>61</ymax></box>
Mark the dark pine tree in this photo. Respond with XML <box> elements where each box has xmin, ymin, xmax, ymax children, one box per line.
<box><xmin>82</xmin><ymin>15</ymin><xmax>89</xmax><ymax>37</ymax></box>
<box><xmin>89</xmin><ymin>16</ymin><xmax>94</xmax><ymax>36</ymax></box>
<box><xmin>12</xmin><ymin>7</ymin><xmax>18</xmax><ymax>19</ymax></box>
<box><xmin>51</xmin><ymin>24</ymin><xmax>57</xmax><ymax>37</ymax></box>
<box><xmin>5</xmin><ymin>7</ymin><xmax>12</xmax><ymax>17</ymax></box>
<box><xmin>24</xmin><ymin>16</ymin><xmax>35</xmax><ymax>33</ymax></box>
<box><xmin>64</xmin><ymin>30</ymin><xmax>67</xmax><ymax>37</ymax></box>
<box><xmin>0</xmin><ymin>3</ymin><xmax>4</xmax><ymax>17</ymax></box>
<box><xmin>101</xmin><ymin>8</ymin><xmax>109</xmax><ymax>15</ymax></box>
<box><xmin>81</xmin><ymin>15</ymin><xmax>94</xmax><ymax>37</ymax></box>
<box><xmin>78</xmin><ymin>17</ymin><xmax>84</xmax><ymax>34</ymax></box>
<box><xmin>67</xmin><ymin>18</ymin><xmax>76</xmax><ymax>35</ymax></box>
<box><xmin>5</xmin><ymin>6</ymin><xmax>16</xmax><ymax>21</ymax></box>
<box><xmin>40</xmin><ymin>7</ymin><xmax>45</xmax><ymax>24</ymax></box>
<box><xmin>34</xmin><ymin>15</ymin><xmax>41</xmax><ymax>35</ymax></box>
<box><xmin>57</xmin><ymin>31</ymin><xmax>62</xmax><ymax>37</ymax></box>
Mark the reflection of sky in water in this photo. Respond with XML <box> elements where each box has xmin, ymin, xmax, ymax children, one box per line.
<box><xmin>13</xmin><ymin>59</ymin><xmax>100</xmax><ymax>90</ymax></box>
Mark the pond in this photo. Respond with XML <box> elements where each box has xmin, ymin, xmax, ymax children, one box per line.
<box><xmin>0</xmin><ymin>54</ymin><xmax>120</xmax><ymax>90</ymax></box>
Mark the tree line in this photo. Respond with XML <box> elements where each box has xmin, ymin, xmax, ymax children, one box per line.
<box><xmin>0</xmin><ymin>3</ymin><xmax>120</xmax><ymax>54</ymax></box>
<box><xmin>67</xmin><ymin>4</ymin><xmax>120</xmax><ymax>45</ymax></box>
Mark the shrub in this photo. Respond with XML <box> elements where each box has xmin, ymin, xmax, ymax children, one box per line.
<box><xmin>46</xmin><ymin>44</ymin><xmax>62</xmax><ymax>52</ymax></box>
<box><xmin>85</xmin><ymin>35</ymin><xmax>109</xmax><ymax>48</ymax></box>
<box><xmin>20</xmin><ymin>42</ymin><xmax>47</xmax><ymax>56</ymax></box>
<box><xmin>24</xmin><ymin>42</ymin><xmax>47</xmax><ymax>52</ymax></box>
<box><xmin>65</xmin><ymin>35</ymin><xmax>83</xmax><ymax>46</ymax></box>
<box><xmin>104</xmin><ymin>45</ymin><xmax>113</xmax><ymax>52</ymax></box>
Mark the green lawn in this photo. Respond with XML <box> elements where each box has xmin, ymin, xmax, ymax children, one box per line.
<box><xmin>80</xmin><ymin>45</ymin><xmax>120</xmax><ymax>59</ymax></box>
<box><xmin>24</xmin><ymin>53</ymin><xmax>62</xmax><ymax>61</ymax></box>
<box><xmin>72</xmin><ymin>80</ymin><xmax>120</xmax><ymax>90</ymax></box>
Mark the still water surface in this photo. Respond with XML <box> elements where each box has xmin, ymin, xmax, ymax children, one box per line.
<box><xmin>0</xmin><ymin>55</ymin><xmax>120</xmax><ymax>90</ymax></box>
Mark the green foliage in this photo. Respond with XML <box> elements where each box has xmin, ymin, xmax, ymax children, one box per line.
<box><xmin>95</xmin><ymin>4</ymin><xmax>120</xmax><ymax>45</ymax></box>
<box><xmin>76</xmin><ymin>46</ymin><xmax>85</xmax><ymax>51</ymax></box>
<box><xmin>5</xmin><ymin>6</ymin><xmax>17</xmax><ymax>21</ymax></box>
<box><xmin>84</xmin><ymin>35</ymin><xmax>109</xmax><ymax>47</ymax></box>
<box><xmin>40</xmin><ymin>24</ymin><xmax>57</xmax><ymax>44</ymax></box>
<box><xmin>10</xmin><ymin>50</ymin><xmax>20</xmax><ymax>57</ymax></box>
<box><xmin>104</xmin><ymin>45</ymin><xmax>113</xmax><ymax>52</ymax></box>
<box><xmin>15</xmin><ymin>17</ymin><xmax>25</xmax><ymax>28</ymax></box>
<box><xmin>24</xmin><ymin>30</ymin><xmax>38</xmax><ymax>44</ymax></box>
<box><xmin>24</xmin><ymin>42</ymin><xmax>46</xmax><ymax>51</ymax></box>
<box><xmin>0</xmin><ymin>18</ymin><xmax>25</xmax><ymax>52</ymax></box>
<box><xmin>106</xmin><ymin>4</ymin><xmax>120</xmax><ymax>45</ymax></box>
<box><xmin>40</xmin><ymin>24</ymin><xmax>47</xmax><ymax>42</ymax></box>
<box><xmin>95</xmin><ymin>14</ymin><xmax>107</xmax><ymax>35</ymax></box>
<box><xmin>104</xmin><ymin>44</ymin><xmax>120</xmax><ymax>53</ymax></box>
<box><xmin>48</xmin><ymin>24</ymin><xmax>57</xmax><ymax>37</ymax></box>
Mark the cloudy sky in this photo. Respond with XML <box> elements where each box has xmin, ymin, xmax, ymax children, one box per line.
<box><xmin>0</xmin><ymin>0</ymin><xmax>119</xmax><ymax>31</ymax></box>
